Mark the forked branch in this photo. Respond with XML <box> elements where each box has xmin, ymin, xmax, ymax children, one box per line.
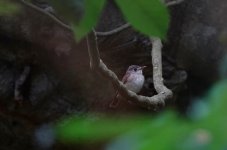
<box><xmin>20</xmin><ymin>0</ymin><xmax>173</xmax><ymax>110</ymax></box>
<box><xmin>20</xmin><ymin>0</ymin><xmax>184</xmax><ymax>37</ymax></box>
<box><xmin>87</xmin><ymin>31</ymin><xmax>173</xmax><ymax>110</ymax></box>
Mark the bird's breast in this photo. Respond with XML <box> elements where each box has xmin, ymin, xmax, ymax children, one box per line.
<box><xmin>125</xmin><ymin>74</ymin><xmax>144</xmax><ymax>93</ymax></box>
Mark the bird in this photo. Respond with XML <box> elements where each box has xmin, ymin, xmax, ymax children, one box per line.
<box><xmin>109</xmin><ymin>65</ymin><xmax>146</xmax><ymax>108</ymax></box>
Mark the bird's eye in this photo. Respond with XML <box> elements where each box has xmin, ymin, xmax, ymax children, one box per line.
<box><xmin>134</xmin><ymin>68</ymin><xmax>137</xmax><ymax>72</ymax></box>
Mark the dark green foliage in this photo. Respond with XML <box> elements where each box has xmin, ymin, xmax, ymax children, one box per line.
<box><xmin>0</xmin><ymin>0</ymin><xmax>20</xmax><ymax>16</ymax></box>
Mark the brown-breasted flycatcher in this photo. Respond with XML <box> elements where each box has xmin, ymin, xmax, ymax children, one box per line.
<box><xmin>109</xmin><ymin>65</ymin><xmax>146</xmax><ymax>108</ymax></box>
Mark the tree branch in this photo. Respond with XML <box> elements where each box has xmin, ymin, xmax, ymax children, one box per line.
<box><xmin>19</xmin><ymin>0</ymin><xmax>182</xmax><ymax>37</ymax></box>
<box><xmin>20</xmin><ymin>0</ymin><xmax>72</xmax><ymax>31</ymax></box>
<box><xmin>87</xmin><ymin>31</ymin><xmax>173</xmax><ymax>110</ymax></box>
<box><xmin>20</xmin><ymin>0</ymin><xmax>173</xmax><ymax>109</ymax></box>
<box><xmin>95</xmin><ymin>23</ymin><xmax>131</xmax><ymax>36</ymax></box>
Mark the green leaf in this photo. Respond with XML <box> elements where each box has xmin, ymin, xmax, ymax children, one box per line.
<box><xmin>72</xmin><ymin>0</ymin><xmax>106</xmax><ymax>41</ymax></box>
<box><xmin>207</xmin><ymin>80</ymin><xmax>227</xmax><ymax>119</ymax></box>
<box><xmin>55</xmin><ymin>115</ymin><xmax>151</xmax><ymax>143</ymax></box>
<box><xmin>0</xmin><ymin>0</ymin><xmax>20</xmax><ymax>16</ymax></box>
<box><xmin>54</xmin><ymin>79</ymin><xmax>227</xmax><ymax>149</ymax></box>
<box><xmin>195</xmin><ymin>80</ymin><xmax>227</xmax><ymax>150</ymax></box>
<box><xmin>50</xmin><ymin>0</ymin><xmax>106</xmax><ymax>41</ymax></box>
<box><xmin>115</xmin><ymin>0</ymin><xmax>169</xmax><ymax>39</ymax></box>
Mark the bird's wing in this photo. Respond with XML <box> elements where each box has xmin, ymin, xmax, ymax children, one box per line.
<box><xmin>110</xmin><ymin>73</ymin><xmax>131</xmax><ymax>108</ymax></box>
<box><xmin>122</xmin><ymin>73</ymin><xmax>132</xmax><ymax>84</ymax></box>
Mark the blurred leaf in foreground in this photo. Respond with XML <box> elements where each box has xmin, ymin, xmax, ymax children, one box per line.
<box><xmin>54</xmin><ymin>79</ymin><xmax>227</xmax><ymax>149</ymax></box>
<box><xmin>0</xmin><ymin>0</ymin><xmax>20</xmax><ymax>16</ymax></box>
<box><xmin>72</xmin><ymin>0</ymin><xmax>105</xmax><ymax>41</ymax></box>
<box><xmin>50</xmin><ymin>0</ymin><xmax>105</xmax><ymax>41</ymax></box>
<box><xmin>115</xmin><ymin>0</ymin><xmax>169</xmax><ymax>39</ymax></box>
<box><xmin>219</xmin><ymin>55</ymin><xmax>227</xmax><ymax>78</ymax></box>
<box><xmin>55</xmin><ymin>115</ymin><xmax>151</xmax><ymax>143</ymax></box>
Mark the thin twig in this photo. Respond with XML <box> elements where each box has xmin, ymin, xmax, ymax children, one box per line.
<box><xmin>20</xmin><ymin>0</ymin><xmax>72</xmax><ymax>31</ymax></box>
<box><xmin>20</xmin><ymin>0</ymin><xmax>173</xmax><ymax>109</ymax></box>
<box><xmin>19</xmin><ymin>0</ymin><xmax>129</xmax><ymax>36</ymax></box>
<box><xmin>95</xmin><ymin>23</ymin><xmax>131</xmax><ymax>36</ymax></box>
<box><xmin>19</xmin><ymin>0</ymin><xmax>183</xmax><ymax>37</ymax></box>
<box><xmin>87</xmin><ymin>31</ymin><xmax>173</xmax><ymax>110</ymax></box>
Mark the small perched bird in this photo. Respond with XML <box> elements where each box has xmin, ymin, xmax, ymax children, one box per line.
<box><xmin>109</xmin><ymin>65</ymin><xmax>146</xmax><ymax>108</ymax></box>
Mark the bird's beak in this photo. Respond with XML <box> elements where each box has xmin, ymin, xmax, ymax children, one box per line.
<box><xmin>140</xmin><ymin>66</ymin><xmax>147</xmax><ymax>70</ymax></box>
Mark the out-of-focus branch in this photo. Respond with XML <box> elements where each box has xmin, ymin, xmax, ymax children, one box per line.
<box><xmin>14</xmin><ymin>66</ymin><xmax>31</xmax><ymax>102</ymax></box>
<box><xmin>165</xmin><ymin>0</ymin><xmax>185</xmax><ymax>6</ymax></box>
<box><xmin>87</xmin><ymin>31</ymin><xmax>173</xmax><ymax>110</ymax></box>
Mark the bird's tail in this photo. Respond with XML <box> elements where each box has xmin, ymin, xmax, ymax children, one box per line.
<box><xmin>109</xmin><ymin>92</ymin><xmax>119</xmax><ymax>108</ymax></box>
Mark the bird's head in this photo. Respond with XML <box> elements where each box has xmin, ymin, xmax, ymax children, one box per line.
<box><xmin>126</xmin><ymin>65</ymin><xmax>146</xmax><ymax>75</ymax></box>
